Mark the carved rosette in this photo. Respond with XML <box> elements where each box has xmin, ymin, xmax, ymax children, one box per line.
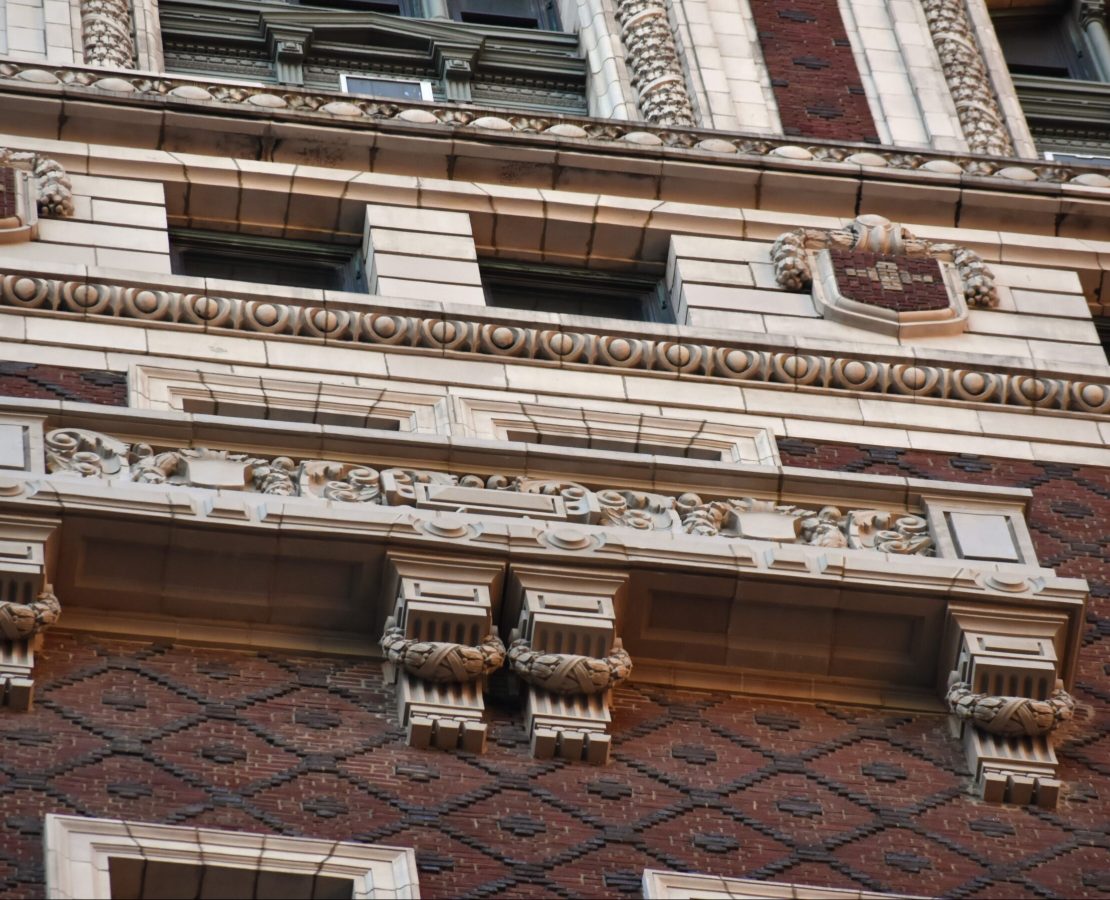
<box><xmin>80</xmin><ymin>0</ymin><xmax>136</xmax><ymax>69</ymax></box>
<box><xmin>615</xmin><ymin>0</ymin><xmax>696</xmax><ymax>127</ymax></box>
<box><xmin>508</xmin><ymin>639</ymin><xmax>632</xmax><ymax>695</ymax></box>
<box><xmin>946</xmin><ymin>679</ymin><xmax>1076</xmax><ymax>737</ymax></box>
<box><xmin>921</xmin><ymin>0</ymin><xmax>1014</xmax><ymax>156</ymax></box>
<box><xmin>0</xmin><ymin>590</ymin><xmax>61</xmax><ymax>641</ymax></box>
<box><xmin>0</xmin><ymin>149</ymin><xmax>74</xmax><ymax>218</ymax></box>
<box><xmin>381</xmin><ymin>626</ymin><xmax>506</xmax><ymax>683</ymax></box>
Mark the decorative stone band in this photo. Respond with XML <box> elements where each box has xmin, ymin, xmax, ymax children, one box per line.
<box><xmin>79</xmin><ymin>0</ymin><xmax>135</xmax><ymax>69</ymax></box>
<box><xmin>3</xmin><ymin>62</ymin><xmax>1109</xmax><ymax>188</ymax></box>
<box><xmin>946</xmin><ymin>679</ymin><xmax>1076</xmax><ymax>737</ymax></box>
<box><xmin>921</xmin><ymin>0</ymin><xmax>1014</xmax><ymax>157</ymax></box>
<box><xmin>0</xmin><ymin>590</ymin><xmax>61</xmax><ymax>641</ymax></box>
<box><xmin>0</xmin><ymin>149</ymin><xmax>74</xmax><ymax>218</ymax></box>
<box><xmin>772</xmin><ymin>214</ymin><xmax>999</xmax><ymax>308</ymax></box>
<box><xmin>380</xmin><ymin>626</ymin><xmax>506</xmax><ymax>683</ymax></box>
<box><xmin>615</xmin><ymin>0</ymin><xmax>697</xmax><ymax>127</ymax></box>
<box><xmin>508</xmin><ymin>639</ymin><xmax>633</xmax><ymax>695</ymax></box>
<box><xmin>4</xmin><ymin>274</ymin><xmax>1107</xmax><ymax>415</ymax></box>
<box><xmin>43</xmin><ymin>428</ymin><xmax>936</xmax><ymax>556</ymax></box>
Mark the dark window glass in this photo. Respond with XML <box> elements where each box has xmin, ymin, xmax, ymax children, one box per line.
<box><xmin>108</xmin><ymin>858</ymin><xmax>354</xmax><ymax>900</ymax></box>
<box><xmin>182</xmin><ymin>397</ymin><xmax>403</xmax><ymax>430</ymax></box>
<box><xmin>446</xmin><ymin>0</ymin><xmax>557</xmax><ymax>29</ymax></box>
<box><xmin>343</xmin><ymin>75</ymin><xmax>428</xmax><ymax>100</ymax></box>
<box><xmin>480</xmin><ymin>260</ymin><xmax>670</xmax><ymax>322</ymax></box>
<box><xmin>995</xmin><ymin>17</ymin><xmax>1092</xmax><ymax>79</ymax></box>
<box><xmin>169</xmin><ymin>231</ymin><xmax>366</xmax><ymax>293</ymax></box>
<box><xmin>506</xmin><ymin>429</ymin><xmax>724</xmax><ymax>460</ymax></box>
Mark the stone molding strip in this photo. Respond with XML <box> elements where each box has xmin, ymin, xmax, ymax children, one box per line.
<box><xmin>0</xmin><ymin>589</ymin><xmax>60</xmax><ymax>641</ymax></box>
<box><xmin>2</xmin><ymin>273</ymin><xmax>1108</xmax><ymax>415</ymax></box>
<box><xmin>2</xmin><ymin>62</ymin><xmax>1110</xmax><ymax>188</ymax></box>
<box><xmin>0</xmin><ymin>148</ymin><xmax>74</xmax><ymax>218</ymax></box>
<box><xmin>921</xmin><ymin>0</ymin><xmax>1015</xmax><ymax>156</ymax></box>
<box><xmin>614</xmin><ymin>0</ymin><xmax>696</xmax><ymax>126</ymax></box>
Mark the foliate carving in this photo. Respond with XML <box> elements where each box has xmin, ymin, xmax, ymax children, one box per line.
<box><xmin>80</xmin><ymin>0</ymin><xmax>135</xmax><ymax>69</ymax></box>
<box><xmin>0</xmin><ymin>149</ymin><xmax>74</xmax><ymax>217</ymax></box>
<box><xmin>381</xmin><ymin>626</ymin><xmax>506</xmax><ymax>683</ymax></box>
<box><xmin>43</xmin><ymin>429</ymin><xmax>937</xmax><ymax>557</ymax></box>
<box><xmin>0</xmin><ymin>589</ymin><xmax>60</xmax><ymax>641</ymax></box>
<box><xmin>772</xmin><ymin>214</ymin><xmax>999</xmax><ymax>309</ymax></box>
<box><xmin>946</xmin><ymin>677</ymin><xmax>1075</xmax><ymax>737</ymax></box>
<box><xmin>4</xmin><ymin>273</ymin><xmax>1107</xmax><ymax>414</ymax></box>
<box><xmin>508</xmin><ymin>639</ymin><xmax>632</xmax><ymax>696</ymax></box>
<box><xmin>921</xmin><ymin>0</ymin><xmax>1014</xmax><ymax>156</ymax></box>
<box><xmin>615</xmin><ymin>0</ymin><xmax>696</xmax><ymax>126</ymax></box>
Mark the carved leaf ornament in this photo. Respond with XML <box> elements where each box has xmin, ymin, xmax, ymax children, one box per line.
<box><xmin>946</xmin><ymin>677</ymin><xmax>1076</xmax><ymax>737</ymax></box>
<box><xmin>0</xmin><ymin>589</ymin><xmax>61</xmax><ymax>640</ymax></box>
<box><xmin>380</xmin><ymin>627</ymin><xmax>506</xmax><ymax>683</ymax></box>
<box><xmin>508</xmin><ymin>639</ymin><xmax>633</xmax><ymax>695</ymax></box>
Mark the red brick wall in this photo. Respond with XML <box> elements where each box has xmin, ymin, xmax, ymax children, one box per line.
<box><xmin>0</xmin><ymin>445</ymin><xmax>1107</xmax><ymax>899</ymax></box>
<box><xmin>0</xmin><ymin>363</ymin><xmax>126</xmax><ymax>406</ymax></box>
<box><xmin>746</xmin><ymin>0</ymin><xmax>879</xmax><ymax>143</ymax></box>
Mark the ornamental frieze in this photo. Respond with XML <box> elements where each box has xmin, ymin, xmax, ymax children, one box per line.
<box><xmin>2</xmin><ymin>273</ymin><xmax>1106</xmax><ymax>415</ymax></box>
<box><xmin>44</xmin><ymin>427</ymin><xmax>935</xmax><ymax>556</ymax></box>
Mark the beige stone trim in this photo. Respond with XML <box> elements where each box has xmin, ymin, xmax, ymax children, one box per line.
<box><xmin>643</xmin><ymin>870</ymin><xmax>924</xmax><ymax>899</ymax></box>
<box><xmin>3</xmin><ymin>62</ymin><xmax>1110</xmax><ymax>190</ymax></box>
<box><xmin>43</xmin><ymin>815</ymin><xmax>420</xmax><ymax>899</ymax></box>
<box><xmin>1</xmin><ymin>269</ymin><xmax>1106</xmax><ymax>416</ymax></box>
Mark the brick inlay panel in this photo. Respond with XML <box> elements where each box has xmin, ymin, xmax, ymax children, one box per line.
<box><xmin>747</xmin><ymin>0</ymin><xmax>878</xmax><ymax>141</ymax></box>
<box><xmin>830</xmin><ymin>250</ymin><xmax>950</xmax><ymax>312</ymax></box>
<box><xmin>0</xmin><ymin>168</ymin><xmax>16</xmax><ymax>220</ymax></box>
<box><xmin>0</xmin><ymin>363</ymin><xmax>126</xmax><ymax>406</ymax></box>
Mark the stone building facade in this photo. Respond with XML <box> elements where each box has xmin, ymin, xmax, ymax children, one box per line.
<box><xmin>0</xmin><ymin>0</ymin><xmax>1108</xmax><ymax>897</ymax></box>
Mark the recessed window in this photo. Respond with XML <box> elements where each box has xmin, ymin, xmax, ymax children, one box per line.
<box><xmin>480</xmin><ymin>260</ymin><xmax>671</xmax><ymax>322</ymax></box>
<box><xmin>994</xmin><ymin>15</ymin><xmax>1095</xmax><ymax>80</ymax></box>
<box><xmin>181</xmin><ymin>397</ymin><xmax>403</xmax><ymax>431</ymax></box>
<box><xmin>446</xmin><ymin>0</ymin><xmax>557</xmax><ymax>29</ymax></box>
<box><xmin>169</xmin><ymin>231</ymin><xmax>366</xmax><ymax>293</ymax></box>
<box><xmin>340</xmin><ymin>74</ymin><xmax>434</xmax><ymax>101</ymax></box>
<box><xmin>44</xmin><ymin>815</ymin><xmax>419</xmax><ymax>899</ymax></box>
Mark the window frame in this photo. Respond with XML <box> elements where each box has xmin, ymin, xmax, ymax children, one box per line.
<box><xmin>340</xmin><ymin>73</ymin><xmax>435</xmax><ymax>101</ymax></box>
<box><xmin>642</xmin><ymin>869</ymin><xmax>924</xmax><ymax>899</ymax></box>
<box><xmin>44</xmin><ymin>815</ymin><xmax>421</xmax><ymax>899</ymax></box>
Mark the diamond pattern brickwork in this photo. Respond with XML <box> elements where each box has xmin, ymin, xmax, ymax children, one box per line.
<box><xmin>830</xmin><ymin>250</ymin><xmax>950</xmax><ymax>312</ymax></box>
<box><xmin>1</xmin><ymin>630</ymin><xmax>1107</xmax><ymax>899</ymax></box>
<box><xmin>0</xmin><ymin>363</ymin><xmax>125</xmax><ymax>406</ymax></box>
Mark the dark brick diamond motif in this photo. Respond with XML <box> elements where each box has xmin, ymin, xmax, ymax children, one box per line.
<box><xmin>777</xmin><ymin>796</ymin><xmax>823</xmax><ymax>818</ymax></box>
<box><xmin>831</xmin><ymin>250</ymin><xmax>950</xmax><ymax>313</ymax></box>
<box><xmin>672</xmin><ymin>744</ymin><xmax>717</xmax><ymax>765</ymax></box>
<box><xmin>755</xmin><ymin>712</ymin><xmax>801</xmax><ymax>732</ymax></box>
<box><xmin>396</xmin><ymin>763</ymin><xmax>439</xmax><ymax>782</ymax></box>
<box><xmin>107</xmin><ymin>782</ymin><xmax>154</xmax><ymax>800</ymax></box>
<box><xmin>416</xmin><ymin>852</ymin><xmax>455</xmax><ymax>874</ymax></box>
<box><xmin>588</xmin><ymin>778</ymin><xmax>633</xmax><ymax>800</ymax></box>
<box><xmin>603</xmin><ymin>870</ymin><xmax>644</xmax><ymax>895</ymax></box>
<box><xmin>200</xmin><ymin>742</ymin><xmax>247</xmax><ymax>764</ymax></box>
<box><xmin>692</xmin><ymin>832</ymin><xmax>740</xmax><ymax>853</ymax></box>
<box><xmin>294</xmin><ymin>708</ymin><xmax>342</xmax><ymax>730</ymax></box>
<box><xmin>499</xmin><ymin>814</ymin><xmax>546</xmax><ymax>837</ymax></box>
<box><xmin>102</xmin><ymin>691</ymin><xmax>147</xmax><ymax>711</ymax></box>
<box><xmin>885</xmin><ymin>851</ymin><xmax>932</xmax><ymax>873</ymax></box>
<box><xmin>302</xmin><ymin>796</ymin><xmax>349</xmax><ymax>819</ymax></box>
<box><xmin>969</xmin><ymin>817</ymin><xmax>1016</xmax><ymax>837</ymax></box>
<box><xmin>861</xmin><ymin>761</ymin><xmax>907</xmax><ymax>783</ymax></box>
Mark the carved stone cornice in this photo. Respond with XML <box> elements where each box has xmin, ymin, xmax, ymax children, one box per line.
<box><xmin>614</xmin><ymin>0</ymin><xmax>696</xmax><ymax>126</ymax></box>
<box><xmin>5</xmin><ymin>62</ymin><xmax>1110</xmax><ymax>185</ymax></box>
<box><xmin>0</xmin><ymin>150</ymin><xmax>74</xmax><ymax>218</ymax></box>
<box><xmin>921</xmin><ymin>0</ymin><xmax>1014</xmax><ymax>156</ymax></box>
<box><xmin>43</xmin><ymin>428</ymin><xmax>937</xmax><ymax>557</ymax></box>
<box><xmin>79</xmin><ymin>0</ymin><xmax>136</xmax><ymax>69</ymax></box>
<box><xmin>3</xmin><ymin>272</ymin><xmax>1107</xmax><ymax>415</ymax></box>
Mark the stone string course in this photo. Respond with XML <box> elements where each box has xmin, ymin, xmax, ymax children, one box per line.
<box><xmin>3</xmin><ymin>62</ymin><xmax>1110</xmax><ymax>188</ymax></box>
<box><xmin>2</xmin><ymin>273</ymin><xmax>1107</xmax><ymax>415</ymax></box>
<box><xmin>745</xmin><ymin>0</ymin><xmax>879</xmax><ymax>143</ymax></box>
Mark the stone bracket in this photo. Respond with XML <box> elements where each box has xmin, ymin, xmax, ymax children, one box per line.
<box><xmin>942</xmin><ymin>607</ymin><xmax>1073</xmax><ymax>808</ymax></box>
<box><xmin>506</xmin><ymin>565</ymin><xmax>629</xmax><ymax>764</ymax></box>
<box><xmin>381</xmin><ymin>552</ymin><xmax>505</xmax><ymax>754</ymax></box>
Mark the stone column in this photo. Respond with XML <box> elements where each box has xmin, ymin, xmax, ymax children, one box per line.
<box><xmin>920</xmin><ymin>0</ymin><xmax>1015</xmax><ymax>156</ymax></box>
<box><xmin>614</xmin><ymin>0</ymin><xmax>696</xmax><ymax>126</ymax></box>
<box><xmin>1080</xmin><ymin>0</ymin><xmax>1110</xmax><ymax>82</ymax></box>
<box><xmin>80</xmin><ymin>0</ymin><xmax>136</xmax><ymax>68</ymax></box>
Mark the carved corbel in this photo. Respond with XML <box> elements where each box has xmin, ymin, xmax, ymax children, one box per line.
<box><xmin>942</xmin><ymin>608</ymin><xmax>1077</xmax><ymax>808</ymax></box>
<box><xmin>436</xmin><ymin>48</ymin><xmax>476</xmax><ymax>103</ymax></box>
<box><xmin>0</xmin><ymin>517</ymin><xmax>60</xmax><ymax>711</ymax></box>
<box><xmin>265</xmin><ymin>25</ymin><xmax>312</xmax><ymax>86</ymax></box>
<box><xmin>505</xmin><ymin>566</ymin><xmax>629</xmax><ymax>764</ymax></box>
<box><xmin>0</xmin><ymin>150</ymin><xmax>75</xmax><ymax>219</ymax></box>
<box><xmin>380</xmin><ymin>553</ymin><xmax>505</xmax><ymax>753</ymax></box>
